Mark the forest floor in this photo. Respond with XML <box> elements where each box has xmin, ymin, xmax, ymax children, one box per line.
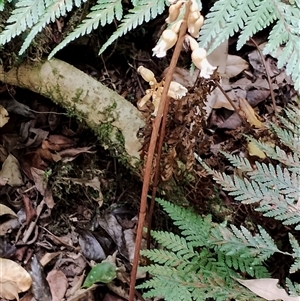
<box><xmin>0</xmin><ymin>14</ymin><xmax>298</xmax><ymax>301</ymax></box>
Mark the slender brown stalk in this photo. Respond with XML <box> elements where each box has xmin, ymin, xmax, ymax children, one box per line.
<box><xmin>129</xmin><ymin>2</ymin><xmax>191</xmax><ymax>300</ymax></box>
<box><xmin>147</xmin><ymin>2</ymin><xmax>192</xmax><ymax>252</ymax></box>
<box><xmin>250</xmin><ymin>38</ymin><xmax>277</xmax><ymax>115</ymax></box>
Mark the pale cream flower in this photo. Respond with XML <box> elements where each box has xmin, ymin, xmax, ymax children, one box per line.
<box><xmin>166</xmin><ymin>1</ymin><xmax>185</xmax><ymax>23</ymax></box>
<box><xmin>152</xmin><ymin>29</ymin><xmax>178</xmax><ymax>58</ymax></box>
<box><xmin>168</xmin><ymin>81</ymin><xmax>188</xmax><ymax>99</ymax></box>
<box><xmin>188</xmin><ymin>13</ymin><xmax>204</xmax><ymax>38</ymax></box>
<box><xmin>190</xmin><ymin>0</ymin><xmax>199</xmax><ymax>12</ymax></box>
<box><xmin>191</xmin><ymin>47</ymin><xmax>216</xmax><ymax>79</ymax></box>
<box><xmin>137</xmin><ymin>66</ymin><xmax>157</xmax><ymax>85</ymax></box>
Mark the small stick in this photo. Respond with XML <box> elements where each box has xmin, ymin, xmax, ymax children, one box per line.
<box><xmin>250</xmin><ymin>38</ymin><xmax>277</xmax><ymax>115</ymax></box>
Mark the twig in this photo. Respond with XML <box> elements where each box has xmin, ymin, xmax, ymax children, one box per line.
<box><xmin>128</xmin><ymin>2</ymin><xmax>192</xmax><ymax>300</ymax></box>
<box><xmin>214</xmin><ymin>80</ymin><xmax>249</xmax><ymax>128</ymax></box>
<box><xmin>250</xmin><ymin>38</ymin><xmax>277</xmax><ymax>115</ymax></box>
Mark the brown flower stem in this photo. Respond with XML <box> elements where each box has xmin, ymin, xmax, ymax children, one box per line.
<box><xmin>250</xmin><ymin>38</ymin><xmax>277</xmax><ymax>115</ymax></box>
<box><xmin>128</xmin><ymin>2</ymin><xmax>191</xmax><ymax>300</ymax></box>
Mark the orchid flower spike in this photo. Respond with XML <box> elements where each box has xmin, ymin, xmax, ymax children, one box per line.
<box><xmin>152</xmin><ymin>29</ymin><xmax>178</xmax><ymax>58</ymax></box>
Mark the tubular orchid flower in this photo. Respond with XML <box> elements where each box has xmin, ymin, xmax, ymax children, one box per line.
<box><xmin>168</xmin><ymin>81</ymin><xmax>188</xmax><ymax>99</ymax></box>
<box><xmin>191</xmin><ymin>48</ymin><xmax>216</xmax><ymax>78</ymax></box>
<box><xmin>152</xmin><ymin>29</ymin><xmax>178</xmax><ymax>58</ymax></box>
<box><xmin>188</xmin><ymin>13</ymin><xmax>204</xmax><ymax>38</ymax></box>
<box><xmin>166</xmin><ymin>1</ymin><xmax>185</xmax><ymax>23</ymax></box>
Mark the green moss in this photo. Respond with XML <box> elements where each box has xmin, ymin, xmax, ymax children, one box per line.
<box><xmin>72</xmin><ymin>88</ymin><xmax>84</xmax><ymax>103</ymax></box>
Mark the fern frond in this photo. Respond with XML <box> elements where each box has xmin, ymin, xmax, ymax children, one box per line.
<box><xmin>286</xmin><ymin>278</ymin><xmax>300</xmax><ymax>296</ymax></box>
<box><xmin>98</xmin><ymin>0</ymin><xmax>165</xmax><ymax>54</ymax></box>
<box><xmin>48</xmin><ymin>0</ymin><xmax>122</xmax><ymax>59</ymax></box>
<box><xmin>210</xmin><ymin>225</ymin><xmax>288</xmax><ymax>263</ymax></box>
<box><xmin>199</xmin><ymin>0</ymin><xmax>300</xmax><ymax>91</ymax></box>
<box><xmin>199</xmin><ymin>0</ymin><xmax>252</xmax><ymax>51</ymax></box>
<box><xmin>245</xmin><ymin>137</ymin><xmax>300</xmax><ymax>173</ymax></box>
<box><xmin>18</xmin><ymin>0</ymin><xmax>87</xmax><ymax>55</ymax></box>
<box><xmin>136</xmin><ymin>268</ymin><xmax>194</xmax><ymax>301</ymax></box>
<box><xmin>219</xmin><ymin>151</ymin><xmax>253</xmax><ymax>172</ymax></box>
<box><xmin>288</xmin><ymin>233</ymin><xmax>300</xmax><ymax>273</ymax></box>
<box><xmin>151</xmin><ymin>230</ymin><xmax>197</xmax><ymax>260</ymax></box>
<box><xmin>0</xmin><ymin>0</ymin><xmax>46</xmax><ymax>45</ymax></box>
<box><xmin>156</xmin><ymin>198</ymin><xmax>213</xmax><ymax>247</ymax></box>
<box><xmin>140</xmin><ymin>249</ymin><xmax>189</xmax><ymax>267</ymax></box>
<box><xmin>249</xmin><ymin>162</ymin><xmax>300</xmax><ymax>200</ymax></box>
<box><xmin>263</xmin><ymin>1</ymin><xmax>300</xmax><ymax>90</ymax></box>
<box><xmin>237</xmin><ymin>0</ymin><xmax>276</xmax><ymax>49</ymax></box>
<box><xmin>221</xmin><ymin>251</ymin><xmax>269</xmax><ymax>278</ymax></box>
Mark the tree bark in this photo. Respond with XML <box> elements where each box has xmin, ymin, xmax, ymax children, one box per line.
<box><xmin>0</xmin><ymin>59</ymin><xmax>145</xmax><ymax>170</ymax></box>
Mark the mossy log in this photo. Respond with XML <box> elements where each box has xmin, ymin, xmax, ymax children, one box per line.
<box><xmin>0</xmin><ymin>58</ymin><xmax>145</xmax><ymax>170</ymax></box>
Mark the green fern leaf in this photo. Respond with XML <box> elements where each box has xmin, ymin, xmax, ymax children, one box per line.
<box><xmin>18</xmin><ymin>0</ymin><xmax>87</xmax><ymax>55</ymax></box>
<box><xmin>199</xmin><ymin>0</ymin><xmax>300</xmax><ymax>91</ymax></box>
<box><xmin>151</xmin><ymin>230</ymin><xmax>197</xmax><ymax>260</ymax></box>
<box><xmin>98</xmin><ymin>0</ymin><xmax>165</xmax><ymax>54</ymax></box>
<box><xmin>156</xmin><ymin>198</ymin><xmax>213</xmax><ymax>247</ymax></box>
<box><xmin>0</xmin><ymin>0</ymin><xmax>46</xmax><ymax>45</ymax></box>
<box><xmin>48</xmin><ymin>0</ymin><xmax>122</xmax><ymax>59</ymax></box>
<box><xmin>288</xmin><ymin>233</ymin><xmax>300</xmax><ymax>273</ymax></box>
<box><xmin>286</xmin><ymin>278</ymin><xmax>300</xmax><ymax>296</ymax></box>
<box><xmin>200</xmin><ymin>0</ymin><xmax>251</xmax><ymax>51</ymax></box>
<box><xmin>237</xmin><ymin>0</ymin><xmax>276</xmax><ymax>49</ymax></box>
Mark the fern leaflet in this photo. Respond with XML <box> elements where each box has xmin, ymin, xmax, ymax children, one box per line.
<box><xmin>0</xmin><ymin>0</ymin><xmax>46</xmax><ymax>45</ymax></box>
<box><xmin>98</xmin><ymin>0</ymin><xmax>165</xmax><ymax>54</ymax></box>
<box><xmin>48</xmin><ymin>0</ymin><xmax>122</xmax><ymax>59</ymax></box>
<box><xmin>18</xmin><ymin>0</ymin><xmax>87</xmax><ymax>55</ymax></box>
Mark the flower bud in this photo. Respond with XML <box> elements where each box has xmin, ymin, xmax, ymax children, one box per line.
<box><xmin>152</xmin><ymin>29</ymin><xmax>178</xmax><ymax>58</ymax></box>
<box><xmin>166</xmin><ymin>1</ymin><xmax>184</xmax><ymax>23</ymax></box>
<box><xmin>137</xmin><ymin>66</ymin><xmax>156</xmax><ymax>84</ymax></box>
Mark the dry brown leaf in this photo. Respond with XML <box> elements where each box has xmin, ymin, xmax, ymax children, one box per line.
<box><xmin>236</xmin><ymin>278</ymin><xmax>300</xmax><ymax>301</ymax></box>
<box><xmin>0</xmin><ymin>154</ymin><xmax>23</xmax><ymax>187</ymax></box>
<box><xmin>0</xmin><ymin>204</ymin><xmax>17</xmax><ymax>217</ymax></box>
<box><xmin>0</xmin><ymin>258</ymin><xmax>32</xmax><ymax>300</ymax></box>
<box><xmin>46</xmin><ymin>270</ymin><xmax>68</xmax><ymax>301</ymax></box>
<box><xmin>225</xmin><ymin>55</ymin><xmax>249</xmax><ymax>78</ymax></box>
<box><xmin>239</xmin><ymin>98</ymin><xmax>264</xmax><ymax>128</ymax></box>
<box><xmin>39</xmin><ymin>252</ymin><xmax>61</xmax><ymax>267</ymax></box>
<box><xmin>0</xmin><ymin>105</ymin><xmax>9</xmax><ymax>127</ymax></box>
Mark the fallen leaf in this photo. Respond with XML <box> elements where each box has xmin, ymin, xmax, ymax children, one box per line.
<box><xmin>83</xmin><ymin>262</ymin><xmax>117</xmax><ymax>287</ymax></box>
<box><xmin>236</xmin><ymin>278</ymin><xmax>300</xmax><ymax>301</ymax></box>
<box><xmin>47</xmin><ymin>270</ymin><xmax>68</xmax><ymax>301</ymax></box>
<box><xmin>29</xmin><ymin>255</ymin><xmax>52</xmax><ymax>301</ymax></box>
<box><xmin>0</xmin><ymin>105</ymin><xmax>9</xmax><ymax>127</ymax></box>
<box><xmin>0</xmin><ymin>154</ymin><xmax>23</xmax><ymax>186</ymax></box>
<box><xmin>247</xmin><ymin>141</ymin><xmax>266</xmax><ymax>159</ymax></box>
<box><xmin>0</xmin><ymin>204</ymin><xmax>17</xmax><ymax>217</ymax></box>
<box><xmin>0</xmin><ymin>258</ymin><xmax>32</xmax><ymax>300</ymax></box>
<box><xmin>239</xmin><ymin>98</ymin><xmax>264</xmax><ymax>128</ymax></box>
<box><xmin>225</xmin><ymin>55</ymin><xmax>249</xmax><ymax>78</ymax></box>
